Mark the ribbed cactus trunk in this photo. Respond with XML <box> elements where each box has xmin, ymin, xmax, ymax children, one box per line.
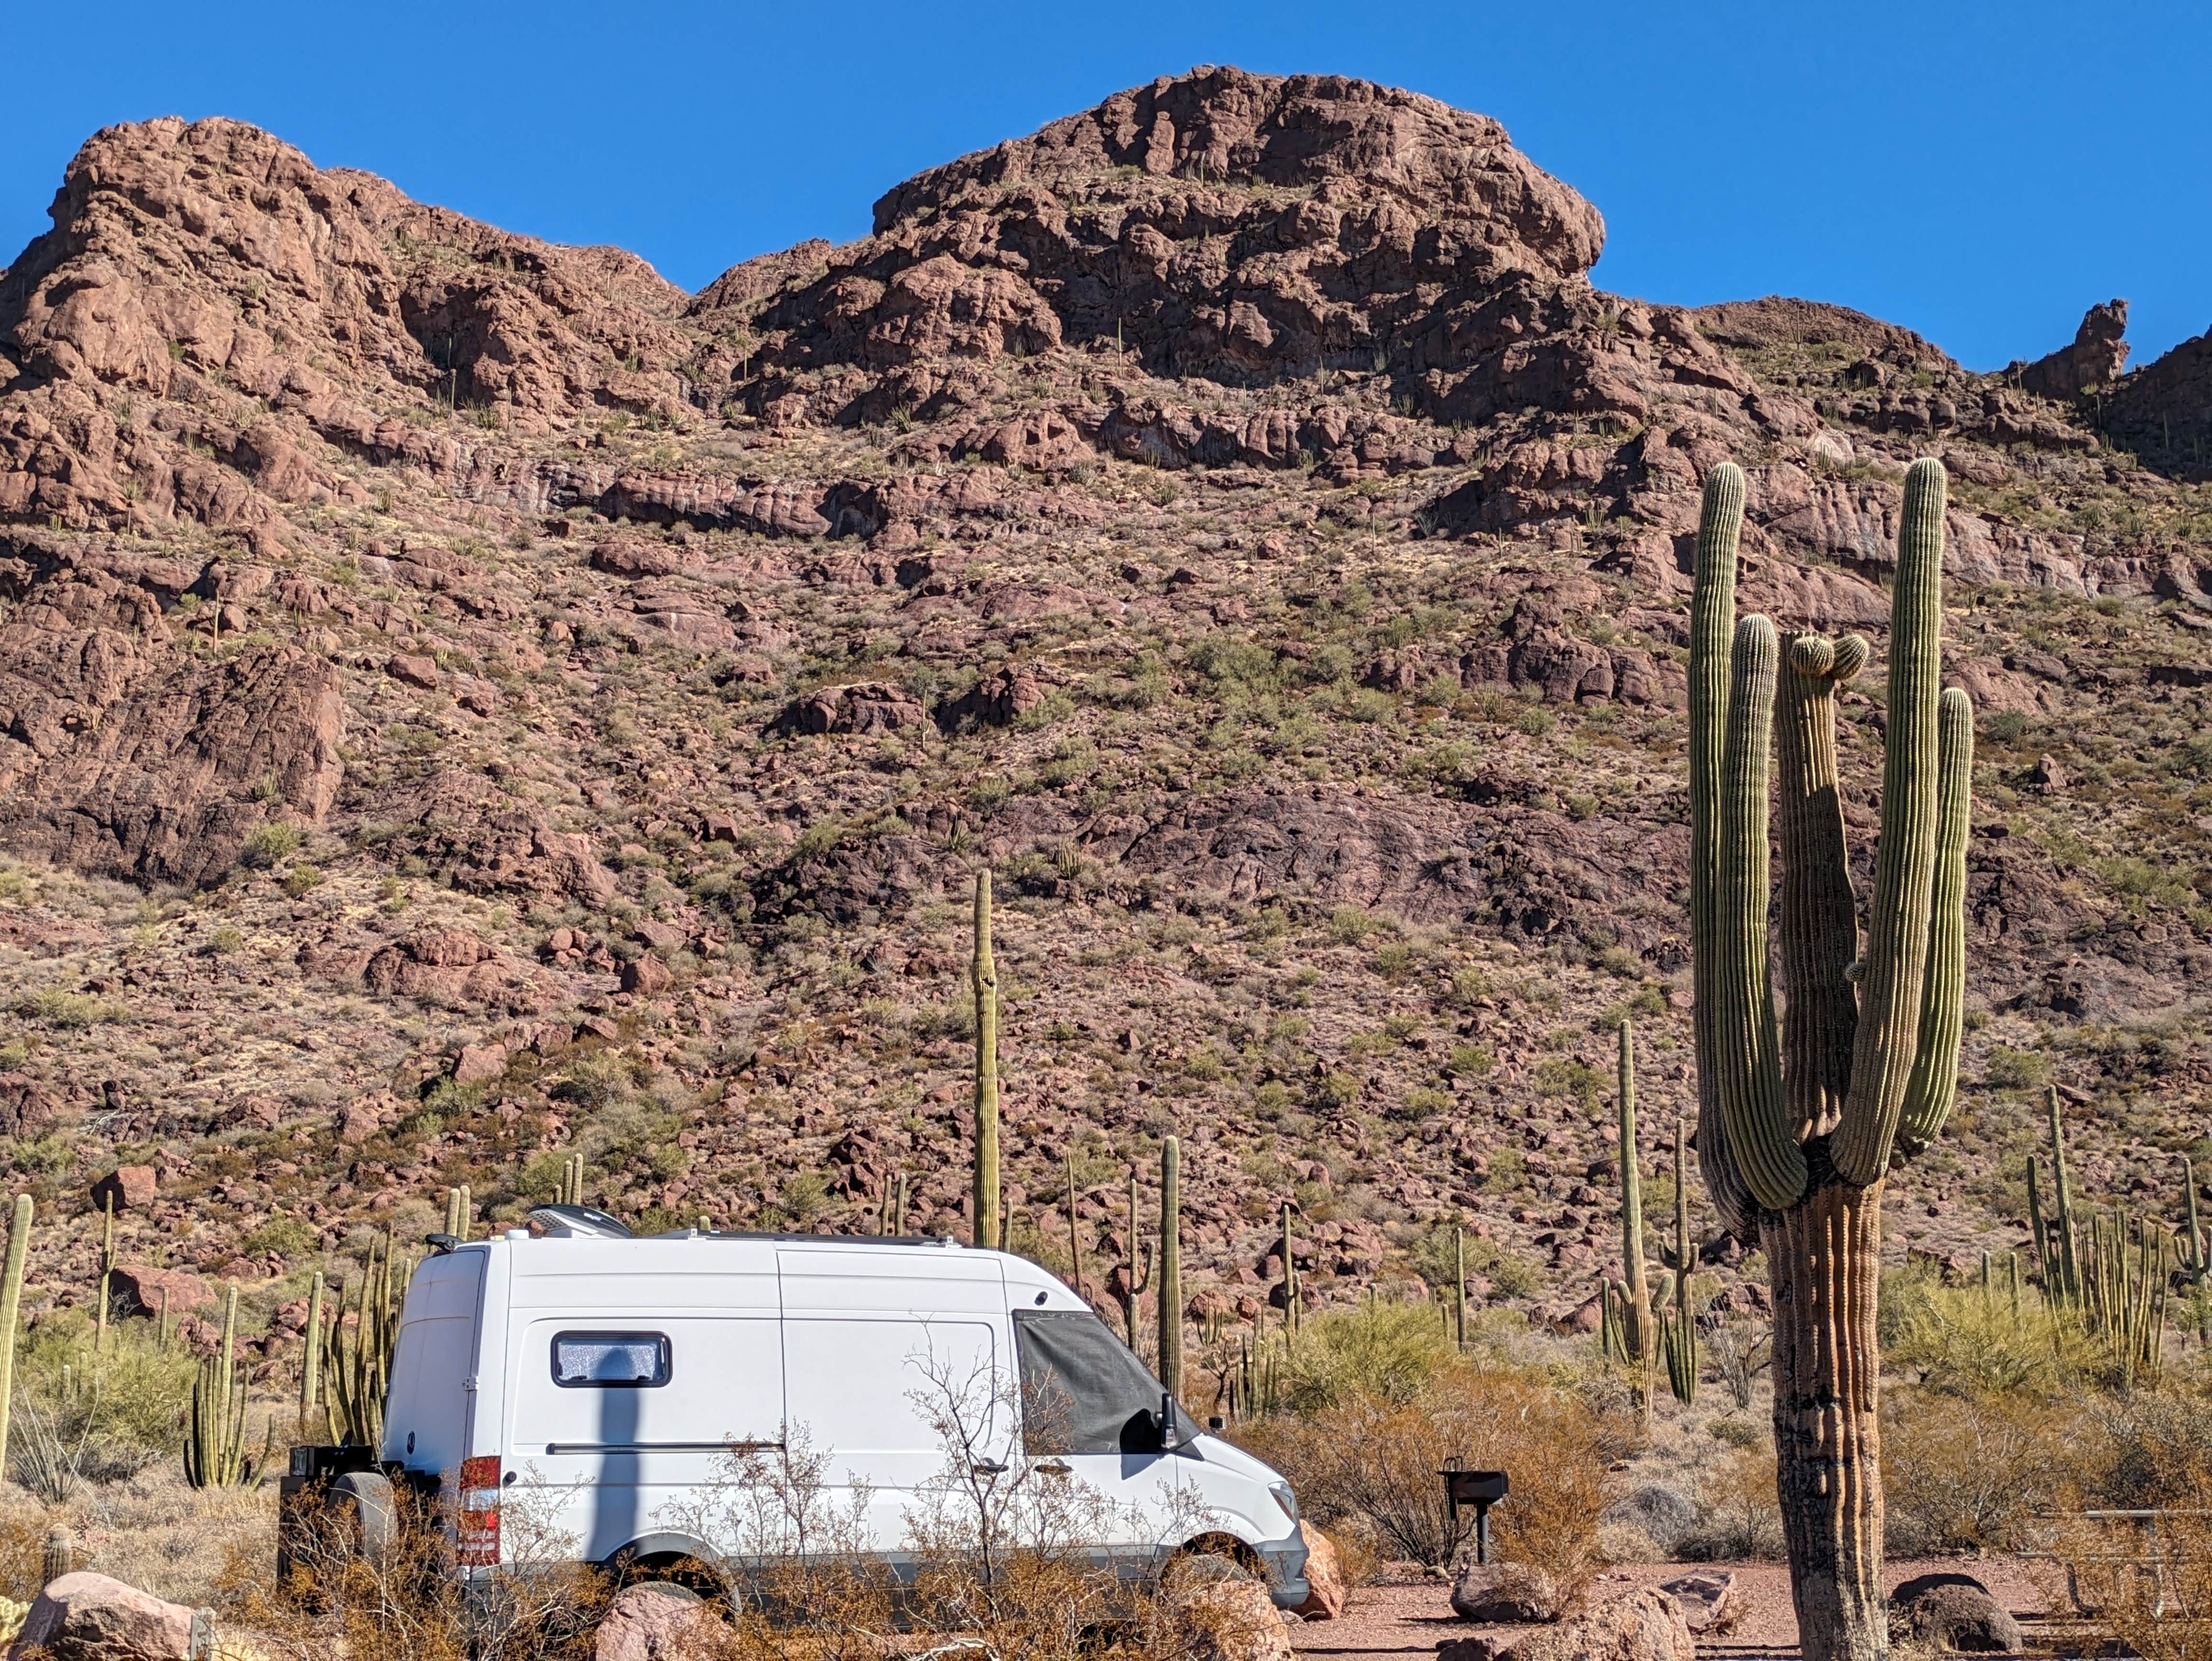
<box><xmin>1689</xmin><ymin>460</ymin><xmax>1972</xmax><ymax>1661</ymax></box>
<box><xmin>1616</xmin><ymin>1020</ymin><xmax>1652</xmax><ymax>1361</ymax></box>
<box><xmin>1158</xmin><ymin>1136</ymin><xmax>1183</xmax><ymax>1402</ymax></box>
<box><xmin>972</xmin><ymin>870</ymin><xmax>1000</xmax><ymax>1252</ymax></box>
<box><xmin>0</xmin><ymin>1196</ymin><xmax>30</xmax><ymax>1476</ymax></box>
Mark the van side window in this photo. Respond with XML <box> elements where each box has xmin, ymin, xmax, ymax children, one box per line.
<box><xmin>551</xmin><ymin>1332</ymin><xmax>671</xmax><ymax>1388</ymax></box>
<box><xmin>1012</xmin><ymin>1312</ymin><xmax>1196</xmax><ymax>1454</ymax></box>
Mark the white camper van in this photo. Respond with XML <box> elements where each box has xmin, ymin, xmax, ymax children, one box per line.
<box><xmin>288</xmin><ymin>1208</ymin><xmax>1309</xmax><ymax>1608</ymax></box>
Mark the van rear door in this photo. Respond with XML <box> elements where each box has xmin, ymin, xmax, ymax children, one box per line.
<box><xmin>384</xmin><ymin>1250</ymin><xmax>487</xmax><ymax>1479</ymax></box>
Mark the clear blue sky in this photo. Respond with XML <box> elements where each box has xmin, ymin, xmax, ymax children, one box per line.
<box><xmin>4</xmin><ymin>0</ymin><xmax>2206</xmax><ymax>371</ymax></box>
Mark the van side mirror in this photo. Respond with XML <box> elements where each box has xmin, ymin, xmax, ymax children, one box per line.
<box><xmin>1157</xmin><ymin>1392</ymin><xmax>1181</xmax><ymax>1453</ymax></box>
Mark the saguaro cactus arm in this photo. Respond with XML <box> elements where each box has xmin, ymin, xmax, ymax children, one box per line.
<box><xmin>1776</xmin><ymin>632</ymin><xmax>1866</xmax><ymax>1142</ymax></box>
<box><xmin>1713</xmin><ymin>614</ymin><xmax>1804</xmax><ymax>1209</ymax></box>
<box><xmin>1688</xmin><ymin>464</ymin><xmax>1759</xmax><ymax>1238</ymax></box>
<box><xmin>1833</xmin><ymin>459</ymin><xmax>1951</xmax><ymax>1184</ymax></box>
<box><xmin>1897</xmin><ymin>687</ymin><xmax>1974</xmax><ymax>1151</ymax></box>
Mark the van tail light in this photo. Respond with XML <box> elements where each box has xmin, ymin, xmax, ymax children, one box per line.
<box><xmin>457</xmin><ymin>1455</ymin><xmax>501</xmax><ymax>1566</ymax></box>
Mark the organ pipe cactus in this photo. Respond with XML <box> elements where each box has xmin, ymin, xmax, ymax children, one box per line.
<box><xmin>972</xmin><ymin>870</ymin><xmax>1000</xmax><ymax>1252</ymax></box>
<box><xmin>0</xmin><ymin>1195</ymin><xmax>30</xmax><ymax>1476</ymax></box>
<box><xmin>1687</xmin><ymin>458</ymin><xmax>1973</xmax><ymax>1661</ymax></box>
<box><xmin>1158</xmin><ymin>1136</ymin><xmax>1183</xmax><ymax>1403</ymax></box>
<box><xmin>185</xmin><ymin>1285</ymin><xmax>270</xmax><ymax>1488</ymax></box>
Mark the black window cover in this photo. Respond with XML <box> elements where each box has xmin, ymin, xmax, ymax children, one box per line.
<box><xmin>1013</xmin><ymin>1311</ymin><xmax>1200</xmax><ymax>1454</ymax></box>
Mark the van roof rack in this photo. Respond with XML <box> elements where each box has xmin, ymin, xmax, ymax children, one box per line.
<box><xmin>527</xmin><ymin>1204</ymin><xmax>634</xmax><ymax>1239</ymax></box>
<box><xmin>521</xmin><ymin>1212</ymin><xmax>965</xmax><ymax>1248</ymax></box>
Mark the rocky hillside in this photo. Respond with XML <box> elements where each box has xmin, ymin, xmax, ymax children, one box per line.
<box><xmin>3</xmin><ymin>69</ymin><xmax>2210</xmax><ymax>1376</ymax></box>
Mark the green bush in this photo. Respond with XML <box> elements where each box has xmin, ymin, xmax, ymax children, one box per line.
<box><xmin>1274</xmin><ymin>1300</ymin><xmax>1457</xmax><ymax>1412</ymax></box>
<box><xmin>241</xmin><ymin>822</ymin><xmax>303</xmax><ymax>869</ymax></box>
<box><xmin>241</xmin><ymin>1217</ymin><xmax>316</xmax><ymax>1259</ymax></box>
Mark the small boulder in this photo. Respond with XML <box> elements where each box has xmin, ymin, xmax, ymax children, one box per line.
<box><xmin>1290</xmin><ymin>1520</ymin><xmax>1345</xmax><ymax>1621</ymax></box>
<box><xmin>1438</xmin><ymin>1588</ymin><xmax>1692</xmax><ymax>1661</ymax></box>
<box><xmin>107</xmin><ymin>1264</ymin><xmax>218</xmax><ymax>1321</ymax></box>
<box><xmin>595</xmin><ymin>1582</ymin><xmax>721</xmax><ymax>1661</ymax></box>
<box><xmin>621</xmin><ymin>954</ymin><xmax>673</xmax><ymax>996</ymax></box>
<box><xmin>451</xmin><ymin>1043</ymin><xmax>508</xmax><ymax>1086</ymax></box>
<box><xmin>1890</xmin><ymin>1574</ymin><xmax>2022</xmax><ymax>1653</ymax></box>
<box><xmin>91</xmin><ymin>1166</ymin><xmax>158</xmax><ymax>1212</ymax></box>
<box><xmin>8</xmin><ymin>1571</ymin><xmax>210</xmax><ymax>1661</ymax></box>
<box><xmin>1658</xmin><ymin>1571</ymin><xmax>1741</xmax><ymax>1636</ymax></box>
<box><xmin>1450</xmin><ymin>1561</ymin><xmax>1564</xmax><ymax>1624</ymax></box>
<box><xmin>387</xmin><ymin>653</ymin><xmax>441</xmax><ymax>689</ymax></box>
<box><xmin>1178</xmin><ymin>1578</ymin><xmax>1293</xmax><ymax>1661</ymax></box>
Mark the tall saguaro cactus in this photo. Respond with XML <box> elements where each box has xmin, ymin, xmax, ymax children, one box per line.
<box><xmin>1158</xmin><ymin>1136</ymin><xmax>1183</xmax><ymax>1403</ymax></box>
<box><xmin>1614</xmin><ymin>1020</ymin><xmax>1653</xmax><ymax>1362</ymax></box>
<box><xmin>0</xmin><ymin>1195</ymin><xmax>30</xmax><ymax>1476</ymax></box>
<box><xmin>972</xmin><ymin>870</ymin><xmax>1001</xmax><ymax>1252</ymax></box>
<box><xmin>1688</xmin><ymin>458</ymin><xmax>1973</xmax><ymax>1661</ymax></box>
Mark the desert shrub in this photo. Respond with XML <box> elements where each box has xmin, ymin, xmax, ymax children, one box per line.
<box><xmin>1880</xmin><ymin>1268</ymin><xmax>2091</xmax><ymax>1396</ymax></box>
<box><xmin>2085</xmin><ymin>1386</ymin><xmax>2212</xmax><ymax>1509</ymax></box>
<box><xmin>1271</xmin><ymin>1301</ymin><xmax>1456</xmax><ymax>1412</ymax></box>
<box><xmin>229</xmin><ymin>1482</ymin><xmax>609</xmax><ymax>1661</ymax></box>
<box><xmin>242</xmin><ymin>1216</ymin><xmax>318</xmax><ymax>1259</ymax></box>
<box><xmin>549</xmin><ymin>1048</ymin><xmax>640</xmax><ymax>1111</ymax></box>
<box><xmin>2055</xmin><ymin>1408</ymin><xmax>2212</xmax><ymax>1661</ymax></box>
<box><xmin>16</xmin><ymin>1317</ymin><xmax>196</xmax><ymax>1475</ymax></box>
<box><xmin>241</xmin><ymin>822</ymin><xmax>304</xmax><ymax>869</ymax></box>
<box><xmin>1882</xmin><ymin>1385</ymin><xmax>2087</xmax><ymax>1553</ymax></box>
<box><xmin>1684</xmin><ymin>1443</ymin><xmax>1782</xmax><ymax>1560</ymax></box>
<box><xmin>1236</xmin><ymin>1360</ymin><xmax>1618</xmax><ymax>1597</ymax></box>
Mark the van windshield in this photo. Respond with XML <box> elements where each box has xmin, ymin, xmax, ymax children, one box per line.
<box><xmin>1012</xmin><ymin>1311</ymin><xmax>1199</xmax><ymax>1455</ymax></box>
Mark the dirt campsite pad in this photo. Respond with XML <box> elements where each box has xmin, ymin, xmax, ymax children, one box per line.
<box><xmin>1291</xmin><ymin>1560</ymin><xmax>2057</xmax><ymax>1660</ymax></box>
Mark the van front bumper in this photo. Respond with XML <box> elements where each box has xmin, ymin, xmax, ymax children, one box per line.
<box><xmin>1255</xmin><ymin>1528</ymin><xmax>1310</xmax><ymax>1610</ymax></box>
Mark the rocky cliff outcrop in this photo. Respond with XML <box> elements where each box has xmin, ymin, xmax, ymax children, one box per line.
<box><xmin>2014</xmin><ymin>299</ymin><xmax>2130</xmax><ymax>399</ymax></box>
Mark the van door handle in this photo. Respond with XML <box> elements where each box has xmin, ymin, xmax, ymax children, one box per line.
<box><xmin>971</xmin><ymin>1459</ymin><xmax>1008</xmax><ymax>1477</ymax></box>
<box><xmin>1037</xmin><ymin>1460</ymin><xmax>1073</xmax><ymax>1477</ymax></box>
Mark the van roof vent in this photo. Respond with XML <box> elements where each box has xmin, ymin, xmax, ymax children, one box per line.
<box><xmin>527</xmin><ymin>1204</ymin><xmax>634</xmax><ymax>1239</ymax></box>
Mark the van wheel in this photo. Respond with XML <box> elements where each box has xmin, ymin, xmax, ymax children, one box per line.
<box><xmin>329</xmin><ymin>1471</ymin><xmax>398</xmax><ymax>1569</ymax></box>
<box><xmin>613</xmin><ymin>1550</ymin><xmax>725</xmax><ymax>1602</ymax></box>
<box><xmin>1166</xmin><ymin>1534</ymin><xmax>1262</xmax><ymax>1586</ymax></box>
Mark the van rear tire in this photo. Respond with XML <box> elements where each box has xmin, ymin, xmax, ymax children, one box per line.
<box><xmin>329</xmin><ymin>1471</ymin><xmax>398</xmax><ymax>1569</ymax></box>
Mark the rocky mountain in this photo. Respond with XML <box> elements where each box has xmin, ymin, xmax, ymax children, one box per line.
<box><xmin>2</xmin><ymin>69</ymin><xmax>2210</xmax><ymax>1373</ymax></box>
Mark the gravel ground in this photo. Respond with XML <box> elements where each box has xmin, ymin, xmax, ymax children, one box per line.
<box><xmin>1290</xmin><ymin>1559</ymin><xmax>2059</xmax><ymax>1659</ymax></box>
